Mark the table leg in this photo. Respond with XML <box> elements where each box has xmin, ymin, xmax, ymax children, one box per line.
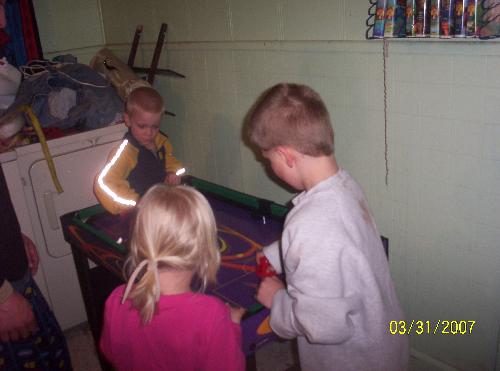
<box><xmin>246</xmin><ymin>353</ymin><xmax>257</xmax><ymax>371</ymax></box>
<box><xmin>71</xmin><ymin>245</ymin><xmax>114</xmax><ymax>371</ymax></box>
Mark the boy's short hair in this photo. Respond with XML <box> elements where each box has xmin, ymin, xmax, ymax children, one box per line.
<box><xmin>247</xmin><ymin>83</ymin><xmax>334</xmax><ymax>156</ymax></box>
<box><xmin>125</xmin><ymin>86</ymin><xmax>165</xmax><ymax>116</ymax></box>
<box><xmin>125</xmin><ymin>184</ymin><xmax>220</xmax><ymax>323</ymax></box>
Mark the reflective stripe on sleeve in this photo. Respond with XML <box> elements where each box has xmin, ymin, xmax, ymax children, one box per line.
<box><xmin>97</xmin><ymin>139</ymin><xmax>137</xmax><ymax>207</ymax></box>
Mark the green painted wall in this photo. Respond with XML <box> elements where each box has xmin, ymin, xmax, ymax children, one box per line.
<box><xmin>33</xmin><ymin>0</ymin><xmax>105</xmax><ymax>63</ymax></box>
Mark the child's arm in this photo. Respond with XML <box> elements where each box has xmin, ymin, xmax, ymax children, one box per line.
<box><xmin>94</xmin><ymin>144</ymin><xmax>140</xmax><ymax>215</ymax></box>
<box><xmin>228</xmin><ymin>305</ymin><xmax>245</xmax><ymax>324</ymax></box>
<box><xmin>264</xmin><ymin>217</ymin><xmax>365</xmax><ymax>344</ymax></box>
<box><xmin>162</xmin><ymin>137</ymin><xmax>184</xmax><ymax>185</ymax></box>
<box><xmin>268</xmin><ymin>259</ymin><xmax>361</xmax><ymax>344</ymax></box>
<box><xmin>164</xmin><ymin>172</ymin><xmax>181</xmax><ymax>185</ymax></box>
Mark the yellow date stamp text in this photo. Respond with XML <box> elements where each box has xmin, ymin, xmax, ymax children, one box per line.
<box><xmin>389</xmin><ymin>320</ymin><xmax>476</xmax><ymax>335</ymax></box>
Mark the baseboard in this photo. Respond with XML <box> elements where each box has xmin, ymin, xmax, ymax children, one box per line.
<box><xmin>410</xmin><ymin>348</ymin><xmax>458</xmax><ymax>371</ymax></box>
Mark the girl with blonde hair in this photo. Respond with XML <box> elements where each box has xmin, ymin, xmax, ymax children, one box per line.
<box><xmin>100</xmin><ymin>184</ymin><xmax>245</xmax><ymax>371</ymax></box>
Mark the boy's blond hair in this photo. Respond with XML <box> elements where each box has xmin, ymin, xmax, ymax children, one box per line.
<box><xmin>247</xmin><ymin>83</ymin><xmax>334</xmax><ymax>156</ymax></box>
<box><xmin>125</xmin><ymin>86</ymin><xmax>165</xmax><ymax>116</ymax></box>
<box><xmin>124</xmin><ymin>184</ymin><xmax>220</xmax><ymax>324</ymax></box>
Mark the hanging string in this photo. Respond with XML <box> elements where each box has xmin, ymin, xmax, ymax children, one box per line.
<box><xmin>383</xmin><ymin>38</ymin><xmax>389</xmax><ymax>186</ymax></box>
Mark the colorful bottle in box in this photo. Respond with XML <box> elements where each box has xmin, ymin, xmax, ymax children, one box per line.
<box><xmin>454</xmin><ymin>0</ymin><xmax>467</xmax><ymax>36</ymax></box>
<box><xmin>384</xmin><ymin>0</ymin><xmax>407</xmax><ymax>37</ymax></box>
<box><xmin>415</xmin><ymin>0</ymin><xmax>430</xmax><ymax>36</ymax></box>
<box><xmin>374</xmin><ymin>0</ymin><xmax>388</xmax><ymax>38</ymax></box>
<box><xmin>440</xmin><ymin>0</ymin><xmax>455</xmax><ymax>38</ymax></box>
<box><xmin>465</xmin><ymin>0</ymin><xmax>477</xmax><ymax>36</ymax></box>
<box><xmin>430</xmin><ymin>0</ymin><xmax>441</xmax><ymax>36</ymax></box>
<box><xmin>477</xmin><ymin>0</ymin><xmax>500</xmax><ymax>39</ymax></box>
<box><xmin>406</xmin><ymin>0</ymin><xmax>417</xmax><ymax>36</ymax></box>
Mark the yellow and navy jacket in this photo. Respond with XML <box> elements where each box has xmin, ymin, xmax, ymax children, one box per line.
<box><xmin>94</xmin><ymin>130</ymin><xmax>183</xmax><ymax>215</ymax></box>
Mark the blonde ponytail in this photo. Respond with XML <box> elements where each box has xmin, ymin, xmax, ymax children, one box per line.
<box><xmin>124</xmin><ymin>261</ymin><xmax>160</xmax><ymax>324</ymax></box>
<box><xmin>122</xmin><ymin>184</ymin><xmax>220</xmax><ymax>324</ymax></box>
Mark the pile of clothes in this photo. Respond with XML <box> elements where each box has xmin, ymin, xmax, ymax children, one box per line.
<box><xmin>0</xmin><ymin>57</ymin><xmax>125</xmax><ymax>152</ymax></box>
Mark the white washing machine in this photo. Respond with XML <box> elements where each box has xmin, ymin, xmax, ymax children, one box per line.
<box><xmin>0</xmin><ymin>123</ymin><xmax>127</xmax><ymax>330</ymax></box>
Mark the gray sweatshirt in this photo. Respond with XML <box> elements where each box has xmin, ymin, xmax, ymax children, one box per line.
<box><xmin>264</xmin><ymin>169</ymin><xmax>409</xmax><ymax>371</ymax></box>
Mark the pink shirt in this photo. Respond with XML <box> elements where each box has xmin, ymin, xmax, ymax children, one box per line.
<box><xmin>100</xmin><ymin>285</ymin><xmax>245</xmax><ymax>371</ymax></box>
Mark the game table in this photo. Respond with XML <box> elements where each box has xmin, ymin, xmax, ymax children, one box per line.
<box><xmin>60</xmin><ymin>175</ymin><xmax>289</xmax><ymax>370</ymax></box>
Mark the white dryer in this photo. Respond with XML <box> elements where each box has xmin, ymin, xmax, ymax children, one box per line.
<box><xmin>0</xmin><ymin>123</ymin><xmax>127</xmax><ymax>329</ymax></box>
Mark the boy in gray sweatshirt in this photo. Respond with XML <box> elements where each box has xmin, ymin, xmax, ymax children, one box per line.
<box><xmin>248</xmin><ymin>83</ymin><xmax>409</xmax><ymax>371</ymax></box>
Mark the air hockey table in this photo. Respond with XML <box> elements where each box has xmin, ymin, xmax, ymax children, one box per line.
<box><xmin>60</xmin><ymin>175</ymin><xmax>289</xmax><ymax>370</ymax></box>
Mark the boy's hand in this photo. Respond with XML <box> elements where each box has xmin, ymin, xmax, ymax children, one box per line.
<box><xmin>256</xmin><ymin>276</ymin><xmax>285</xmax><ymax>309</ymax></box>
<box><xmin>164</xmin><ymin>172</ymin><xmax>181</xmax><ymax>185</ymax></box>
<box><xmin>228</xmin><ymin>305</ymin><xmax>246</xmax><ymax>324</ymax></box>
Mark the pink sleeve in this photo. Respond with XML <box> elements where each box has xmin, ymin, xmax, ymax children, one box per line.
<box><xmin>203</xmin><ymin>306</ymin><xmax>245</xmax><ymax>371</ymax></box>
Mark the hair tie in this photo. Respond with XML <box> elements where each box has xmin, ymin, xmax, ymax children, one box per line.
<box><xmin>150</xmin><ymin>259</ymin><xmax>161</xmax><ymax>302</ymax></box>
<box><xmin>121</xmin><ymin>259</ymin><xmax>161</xmax><ymax>304</ymax></box>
